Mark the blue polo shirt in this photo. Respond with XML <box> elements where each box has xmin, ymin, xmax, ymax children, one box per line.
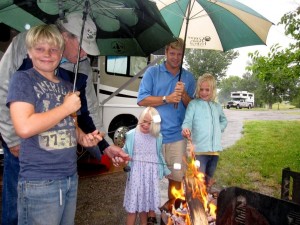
<box><xmin>137</xmin><ymin>62</ymin><xmax>196</xmax><ymax>144</ymax></box>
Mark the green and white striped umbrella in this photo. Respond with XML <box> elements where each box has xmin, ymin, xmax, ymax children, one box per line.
<box><xmin>156</xmin><ymin>0</ymin><xmax>273</xmax><ymax>51</ymax></box>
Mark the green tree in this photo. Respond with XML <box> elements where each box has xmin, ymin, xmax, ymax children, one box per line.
<box><xmin>245</xmin><ymin>6</ymin><xmax>300</xmax><ymax>109</ymax></box>
<box><xmin>184</xmin><ymin>49</ymin><xmax>239</xmax><ymax>81</ymax></box>
<box><xmin>218</xmin><ymin>76</ymin><xmax>242</xmax><ymax>105</ymax></box>
<box><xmin>248</xmin><ymin>45</ymin><xmax>300</xmax><ymax>108</ymax></box>
<box><xmin>280</xmin><ymin>6</ymin><xmax>300</xmax><ymax>106</ymax></box>
<box><xmin>280</xmin><ymin>6</ymin><xmax>300</xmax><ymax>49</ymax></box>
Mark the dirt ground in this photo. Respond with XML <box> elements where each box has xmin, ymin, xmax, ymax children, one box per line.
<box><xmin>75</xmin><ymin>171</ymin><xmax>128</xmax><ymax>225</ymax></box>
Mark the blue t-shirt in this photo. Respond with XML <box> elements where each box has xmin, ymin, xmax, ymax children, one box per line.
<box><xmin>6</xmin><ymin>68</ymin><xmax>77</xmax><ymax>180</ymax></box>
<box><xmin>137</xmin><ymin>63</ymin><xmax>196</xmax><ymax>144</ymax></box>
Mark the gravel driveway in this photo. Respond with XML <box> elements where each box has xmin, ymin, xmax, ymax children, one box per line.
<box><xmin>45</xmin><ymin>109</ymin><xmax>300</xmax><ymax>225</ymax></box>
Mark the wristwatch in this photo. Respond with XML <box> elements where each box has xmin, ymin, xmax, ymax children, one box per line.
<box><xmin>163</xmin><ymin>96</ymin><xmax>167</xmax><ymax>104</ymax></box>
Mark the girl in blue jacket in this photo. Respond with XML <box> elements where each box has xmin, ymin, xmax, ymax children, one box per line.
<box><xmin>182</xmin><ymin>73</ymin><xmax>227</xmax><ymax>192</ymax></box>
<box><xmin>123</xmin><ymin>107</ymin><xmax>171</xmax><ymax>225</ymax></box>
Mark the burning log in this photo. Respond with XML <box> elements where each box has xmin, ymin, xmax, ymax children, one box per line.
<box><xmin>184</xmin><ymin>177</ymin><xmax>208</xmax><ymax>225</ymax></box>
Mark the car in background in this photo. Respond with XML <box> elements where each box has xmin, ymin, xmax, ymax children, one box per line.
<box><xmin>227</xmin><ymin>91</ymin><xmax>255</xmax><ymax>109</ymax></box>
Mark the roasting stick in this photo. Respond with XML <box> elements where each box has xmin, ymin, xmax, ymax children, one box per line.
<box><xmin>123</xmin><ymin>161</ymin><xmax>182</xmax><ymax>173</ymax></box>
<box><xmin>123</xmin><ymin>158</ymin><xmax>200</xmax><ymax>172</ymax></box>
<box><xmin>185</xmin><ymin>132</ymin><xmax>201</xmax><ymax>168</ymax></box>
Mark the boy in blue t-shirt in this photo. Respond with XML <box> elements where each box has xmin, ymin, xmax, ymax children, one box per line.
<box><xmin>6</xmin><ymin>24</ymin><xmax>102</xmax><ymax>225</ymax></box>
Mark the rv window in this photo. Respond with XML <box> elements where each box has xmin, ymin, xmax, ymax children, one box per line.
<box><xmin>107</xmin><ymin>56</ymin><xmax>128</xmax><ymax>75</ymax></box>
<box><xmin>130</xmin><ymin>57</ymin><xmax>148</xmax><ymax>76</ymax></box>
<box><xmin>106</xmin><ymin>56</ymin><xmax>148</xmax><ymax>77</ymax></box>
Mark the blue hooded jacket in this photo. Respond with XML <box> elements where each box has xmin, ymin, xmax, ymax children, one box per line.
<box><xmin>182</xmin><ymin>99</ymin><xmax>227</xmax><ymax>153</ymax></box>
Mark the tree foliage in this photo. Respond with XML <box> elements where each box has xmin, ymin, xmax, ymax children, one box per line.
<box><xmin>246</xmin><ymin>6</ymin><xmax>300</xmax><ymax>108</ymax></box>
<box><xmin>248</xmin><ymin>45</ymin><xmax>300</xmax><ymax>107</ymax></box>
<box><xmin>280</xmin><ymin>6</ymin><xmax>300</xmax><ymax>49</ymax></box>
<box><xmin>184</xmin><ymin>49</ymin><xmax>239</xmax><ymax>82</ymax></box>
<box><xmin>218</xmin><ymin>76</ymin><xmax>243</xmax><ymax>104</ymax></box>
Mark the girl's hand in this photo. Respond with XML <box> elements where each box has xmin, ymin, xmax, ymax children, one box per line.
<box><xmin>165</xmin><ymin>174</ymin><xmax>172</xmax><ymax>179</ymax></box>
<box><xmin>182</xmin><ymin>128</ymin><xmax>191</xmax><ymax>139</ymax></box>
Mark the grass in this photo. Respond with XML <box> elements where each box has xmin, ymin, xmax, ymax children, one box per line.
<box><xmin>271</xmin><ymin>102</ymin><xmax>296</xmax><ymax>110</ymax></box>
<box><xmin>214</xmin><ymin>120</ymin><xmax>300</xmax><ymax>198</ymax></box>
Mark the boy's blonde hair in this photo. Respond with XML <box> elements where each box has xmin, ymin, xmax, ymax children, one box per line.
<box><xmin>195</xmin><ymin>73</ymin><xmax>217</xmax><ymax>101</ymax></box>
<box><xmin>137</xmin><ymin>107</ymin><xmax>161</xmax><ymax>137</ymax></box>
<box><xmin>26</xmin><ymin>24</ymin><xmax>64</xmax><ymax>51</ymax></box>
<box><xmin>165</xmin><ymin>37</ymin><xmax>184</xmax><ymax>51</ymax></box>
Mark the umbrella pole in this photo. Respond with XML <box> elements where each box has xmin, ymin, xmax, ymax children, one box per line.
<box><xmin>175</xmin><ymin>0</ymin><xmax>191</xmax><ymax>108</ymax></box>
<box><xmin>72</xmin><ymin>0</ymin><xmax>89</xmax><ymax>92</ymax></box>
<box><xmin>178</xmin><ymin>0</ymin><xmax>191</xmax><ymax>82</ymax></box>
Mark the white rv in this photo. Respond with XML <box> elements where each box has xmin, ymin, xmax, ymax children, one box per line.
<box><xmin>227</xmin><ymin>91</ymin><xmax>255</xmax><ymax>109</ymax></box>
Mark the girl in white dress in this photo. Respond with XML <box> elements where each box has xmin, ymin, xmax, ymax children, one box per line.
<box><xmin>123</xmin><ymin>107</ymin><xmax>171</xmax><ymax>225</ymax></box>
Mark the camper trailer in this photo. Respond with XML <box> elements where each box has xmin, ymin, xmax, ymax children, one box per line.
<box><xmin>91</xmin><ymin>55</ymin><xmax>164</xmax><ymax>145</ymax></box>
<box><xmin>227</xmin><ymin>91</ymin><xmax>255</xmax><ymax>109</ymax></box>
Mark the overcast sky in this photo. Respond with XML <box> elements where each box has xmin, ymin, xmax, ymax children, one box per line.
<box><xmin>226</xmin><ymin>0</ymin><xmax>300</xmax><ymax>77</ymax></box>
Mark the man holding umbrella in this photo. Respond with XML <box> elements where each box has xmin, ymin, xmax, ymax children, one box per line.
<box><xmin>0</xmin><ymin>12</ymin><xmax>129</xmax><ymax>225</ymax></box>
<box><xmin>137</xmin><ymin>38</ymin><xmax>196</xmax><ymax>221</ymax></box>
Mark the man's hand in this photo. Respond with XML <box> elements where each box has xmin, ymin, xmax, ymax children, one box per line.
<box><xmin>9</xmin><ymin>145</ymin><xmax>20</xmax><ymax>157</ymax></box>
<box><xmin>77</xmin><ymin>129</ymin><xmax>103</xmax><ymax>147</ymax></box>
<box><xmin>104</xmin><ymin>145</ymin><xmax>130</xmax><ymax>167</ymax></box>
<box><xmin>175</xmin><ymin>81</ymin><xmax>185</xmax><ymax>94</ymax></box>
<box><xmin>168</xmin><ymin>81</ymin><xmax>185</xmax><ymax>104</ymax></box>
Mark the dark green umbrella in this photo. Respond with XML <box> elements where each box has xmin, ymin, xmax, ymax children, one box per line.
<box><xmin>0</xmin><ymin>0</ymin><xmax>176</xmax><ymax>56</ymax></box>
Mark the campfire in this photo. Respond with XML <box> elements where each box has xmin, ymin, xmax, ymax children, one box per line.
<box><xmin>159</xmin><ymin>141</ymin><xmax>300</xmax><ymax>225</ymax></box>
<box><xmin>160</xmin><ymin>141</ymin><xmax>217</xmax><ymax>225</ymax></box>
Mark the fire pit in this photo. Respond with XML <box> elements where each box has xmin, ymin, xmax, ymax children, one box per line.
<box><xmin>216</xmin><ymin>187</ymin><xmax>300</xmax><ymax>225</ymax></box>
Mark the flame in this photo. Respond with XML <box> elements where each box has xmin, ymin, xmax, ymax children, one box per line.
<box><xmin>171</xmin><ymin>186</ymin><xmax>185</xmax><ymax>200</ymax></box>
<box><xmin>169</xmin><ymin>187</ymin><xmax>192</xmax><ymax>225</ymax></box>
<box><xmin>169</xmin><ymin>140</ymin><xmax>217</xmax><ymax>223</ymax></box>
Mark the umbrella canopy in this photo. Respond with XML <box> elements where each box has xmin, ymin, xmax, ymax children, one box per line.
<box><xmin>155</xmin><ymin>0</ymin><xmax>273</xmax><ymax>52</ymax></box>
<box><xmin>0</xmin><ymin>0</ymin><xmax>176</xmax><ymax>56</ymax></box>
